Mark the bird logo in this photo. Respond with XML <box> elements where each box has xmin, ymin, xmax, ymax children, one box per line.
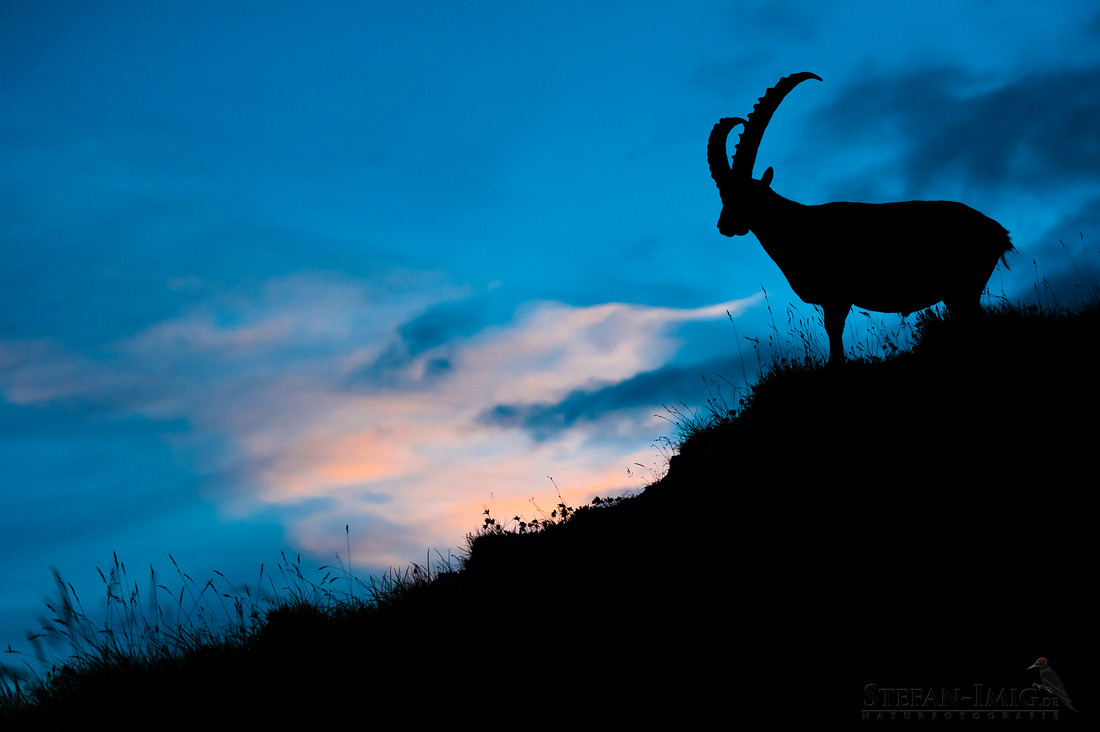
<box><xmin>1028</xmin><ymin>658</ymin><xmax>1077</xmax><ymax>712</ymax></box>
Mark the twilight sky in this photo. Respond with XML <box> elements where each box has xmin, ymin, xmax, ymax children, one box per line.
<box><xmin>2</xmin><ymin>1</ymin><xmax>1099</xmax><ymax>664</ymax></box>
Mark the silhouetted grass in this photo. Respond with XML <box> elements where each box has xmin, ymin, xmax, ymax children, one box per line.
<box><xmin>672</xmin><ymin>296</ymin><xmax>1098</xmax><ymax>474</ymax></box>
<box><xmin>3</xmin><ymin>291</ymin><xmax>1097</xmax><ymax>728</ymax></box>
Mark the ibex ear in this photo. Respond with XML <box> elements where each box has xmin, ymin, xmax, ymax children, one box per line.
<box><xmin>761</xmin><ymin>166</ymin><xmax>774</xmax><ymax>188</ymax></box>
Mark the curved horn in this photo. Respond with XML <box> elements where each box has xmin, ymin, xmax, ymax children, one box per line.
<box><xmin>731</xmin><ymin>71</ymin><xmax>822</xmax><ymax>180</ymax></box>
<box><xmin>708</xmin><ymin>117</ymin><xmax>746</xmax><ymax>188</ymax></box>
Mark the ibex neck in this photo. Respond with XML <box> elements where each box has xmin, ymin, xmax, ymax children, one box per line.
<box><xmin>748</xmin><ymin>191</ymin><xmax>809</xmax><ymax>249</ymax></box>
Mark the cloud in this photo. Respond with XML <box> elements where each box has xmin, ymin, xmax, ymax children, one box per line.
<box><xmin>477</xmin><ymin>357</ymin><xmax>740</xmax><ymax>442</ymax></box>
<box><xmin>0</xmin><ymin>275</ymin><xmax>761</xmax><ymax>567</ymax></box>
<box><xmin>345</xmin><ymin>298</ymin><xmax>493</xmax><ymax>391</ymax></box>
<box><xmin>817</xmin><ymin>64</ymin><xmax>1100</xmax><ymax>200</ymax></box>
<box><xmin>236</xmin><ymin>294</ymin><xmax>761</xmax><ymax>562</ymax></box>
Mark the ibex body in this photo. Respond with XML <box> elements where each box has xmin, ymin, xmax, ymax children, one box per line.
<box><xmin>709</xmin><ymin>72</ymin><xmax>1014</xmax><ymax>363</ymax></box>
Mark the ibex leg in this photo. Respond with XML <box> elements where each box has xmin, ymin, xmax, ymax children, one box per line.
<box><xmin>824</xmin><ymin>304</ymin><xmax>850</xmax><ymax>364</ymax></box>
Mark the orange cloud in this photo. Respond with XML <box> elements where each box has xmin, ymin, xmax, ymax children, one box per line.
<box><xmin>0</xmin><ymin>277</ymin><xmax>761</xmax><ymax>573</ymax></box>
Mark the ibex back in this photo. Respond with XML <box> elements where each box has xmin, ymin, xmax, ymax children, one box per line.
<box><xmin>708</xmin><ymin>72</ymin><xmax>1014</xmax><ymax>363</ymax></box>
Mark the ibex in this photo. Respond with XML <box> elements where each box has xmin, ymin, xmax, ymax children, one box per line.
<box><xmin>708</xmin><ymin>72</ymin><xmax>1014</xmax><ymax>363</ymax></box>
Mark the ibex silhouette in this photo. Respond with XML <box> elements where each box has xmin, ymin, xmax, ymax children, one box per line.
<box><xmin>708</xmin><ymin>72</ymin><xmax>1014</xmax><ymax>363</ymax></box>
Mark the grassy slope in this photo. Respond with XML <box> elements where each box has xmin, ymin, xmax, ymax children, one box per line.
<box><xmin>3</xmin><ymin>303</ymin><xmax>1096</xmax><ymax>729</ymax></box>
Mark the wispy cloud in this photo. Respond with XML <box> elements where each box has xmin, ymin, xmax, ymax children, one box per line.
<box><xmin>0</xmin><ymin>274</ymin><xmax>760</xmax><ymax>565</ymax></box>
<box><xmin>816</xmin><ymin>63</ymin><xmax>1100</xmax><ymax>202</ymax></box>
<box><xmin>477</xmin><ymin>357</ymin><xmax>744</xmax><ymax>442</ymax></box>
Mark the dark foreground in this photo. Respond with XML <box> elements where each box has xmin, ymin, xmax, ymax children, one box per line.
<box><xmin>6</xmin><ymin>306</ymin><xmax>1096</xmax><ymax>728</ymax></box>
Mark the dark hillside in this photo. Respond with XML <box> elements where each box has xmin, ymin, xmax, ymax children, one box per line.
<box><xmin>666</xmin><ymin>304</ymin><xmax>1097</xmax><ymax>725</ymax></box>
<box><xmin>4</xmin><ymin>304</ymin><xmax>1096</xmax><ymax>729</ymax></box>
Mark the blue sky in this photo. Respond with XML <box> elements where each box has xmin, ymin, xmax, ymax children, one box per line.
<box><xmin>3</xmin><ymin>1</ymin><xmax>1099</xmax><ymax>666</ymax></box>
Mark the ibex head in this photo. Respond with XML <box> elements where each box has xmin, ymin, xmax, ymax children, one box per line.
<box><xmin>708</xmin><ymin>72</ymin><xmax>822</xmax><ymax>237</ymax></box>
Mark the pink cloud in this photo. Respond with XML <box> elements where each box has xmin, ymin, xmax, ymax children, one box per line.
<box><xmin>0</xmin><ymin>274</ymin><xmax>761</xmax><ymax>569</ymax></box>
